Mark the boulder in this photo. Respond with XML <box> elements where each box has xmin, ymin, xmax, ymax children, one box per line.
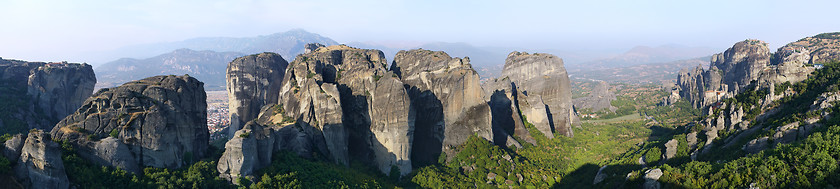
<box><xmin>644</xmin><ymin>168</ymin><xmax>663</xmax><ymax>189</ymax></box>
<box><xmin>14</xmin><ymin>129</ymin><xmax>69</xmax><ymax>189</ymax></box>
<box><xmin>51</xmin><ymin>75</ymin><xmax>209</xmax><ymax>171</ymax></box>
<box><xmin>226</xmin><ymin>52</ymin><xmax>288</xmax><ymax>138</ymax></box>
<box><xmin>742</xmin><ymin>137</ymin><xmax>769</xmax><ymax>154</ymax></box>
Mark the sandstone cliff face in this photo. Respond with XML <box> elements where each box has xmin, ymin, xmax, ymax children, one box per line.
<box><xmin>227</xmin><ymin>52</ymin><xmax>288</xmax><ymax>138</ymax></box>
<box><xmin>392</xmin><ymin>49</ymin><xmax>493</xmax><ymax>165</ymax></box>
<box><xmin>51</xmin><ymin>75</ymin><xmax>208</xmax><ymax>172</ymax></box>
<box><xmin>0</xmin><ymin>59</ymin><xmax>96</xmax><ymax>132</ymax></box>
<box><xmin>14</xmin><ymin>129</ymin><xmax>69</xmax><ymax>189</ymax></box>
<box><xmin>487</xmin><ymin>52</ymin><xmax>575</xmax><ymax>138</ymax></box>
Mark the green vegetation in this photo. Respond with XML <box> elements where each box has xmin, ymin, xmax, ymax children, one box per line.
<box><xmin>0</xmin><ymin>82</ymin><xmax>35</xmax><ymax>135</ymax></box>
<box><xmin>306</xmin><ymin>70</ymin><xmax>315</xmax><ymax>78</ymax></box>
<box><xmin>250</xmin><ymin>151</ymin><xmax>392</xmax><ymax>188</ymax></box>
<box><xmin>814</xmin><ymin>32</ymin><xmax>840</xmax><ymax>40</ymax></box>
<box><xmin>593</xmin><ymin>61</ymin><xmax>840</xmax><ymax>188</ymax></box>
<box><xmin>60</xmin><ymin>141</ymin><xmax>230</xmax><ymax>189</ymax></box>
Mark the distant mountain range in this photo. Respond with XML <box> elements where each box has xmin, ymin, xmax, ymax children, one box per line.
<box><xmin>96</xmin><ymin>49</ymin><xmax>244</xmax><ymax>90</ymax></box>
<box><xmin>95</xmin><ymin>29</ymin><xmax>338</xmax><ymax>64</ymax></box>
<box><xmin>93</xmin><ymin>29</ymin><xmax>714</xmax><ymax>90</ymax></box>
<box><xmin>568</xmin><ymin>45</ymin><xmax>716</xmax><ymax>71</ymax></box>
<box><xmin>95</xmin><ymin>29</ymin><xmax>338</xmax><ymax>90</ymax></box>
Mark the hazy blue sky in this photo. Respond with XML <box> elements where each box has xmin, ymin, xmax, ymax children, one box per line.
<box><xmin>2</xmin><ymin>0</ymin><xmax>839</xmax><ymax>63</ymax></box>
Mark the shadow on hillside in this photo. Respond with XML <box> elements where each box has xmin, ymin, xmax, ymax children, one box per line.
<box><xmin>647</xmin><ymin>125</ymin><xmax>676</xmax><ymax>141</ymax></box>
<box><xmin>554</xmin><ymin>163</ymin><xmax>648</xmax><ymax>189</ymax></box>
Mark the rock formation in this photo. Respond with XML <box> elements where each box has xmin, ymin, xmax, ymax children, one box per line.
<box><xmin>0</xmin><ymin>59</ymin><xmax>96</xmax><ymax>131</ymax></box>
<box><xmin>2</xmin><ymin>134</ymin><xmax>25</xmax><ymax>162</ymax></box>
<box><xmin>14</xmin><ymin>129</ymin><xmax>69</xmax><ymax>189</ymax></box>
<box><xmin>221</xmin><ymin>44</ymin><xmax>416</xmax><ymax>179</ymax></box>
<box><xmin>643</xmin><ymin>168</ymin><xmax>663</xmax><ymax>189</ymax></box>
<box><xmin>573</xmin><ymin>81</ymin><xmax>617</xmax><ymax>112</ymax></box>
<box><xmin>27</xmin><ymin>63</ymin><xmax>96</xmax><ymax>124</ymax></box>
<box><xmin>51</xmin><ymin>75</ymin><xmax>208</xmax><ymax>173</ymax></box>
<box><xmin>485</xmin><ymin>51</ymin><xmax>576</xmax><ymax>140</ymax></box>
<box><xmin>217</xmin><ymin>121</ymin><xmax>276</xmax><ymax>182</ymax></box>
<box><xmin>227</xmin><ymin>52</ymin><xmax>288</xmax><ymax>138</ymax></box>
<box><xmin>392</xmin><ymin>49</ymin><xmax>493</xmax><ymax>164</ymax></box>
<box><xmin>675</xmin><ymin>33</ymin><xmax>840</xmax><ymax>110</ymax></box>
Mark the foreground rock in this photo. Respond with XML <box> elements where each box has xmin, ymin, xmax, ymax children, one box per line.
<box><xmin>392</xmin><ymin>49</ymin><xmax>493</xmax><ymax>164</ymax></box>
<box><xmin>14</xmin><ymin>129</ymin><xmax>69</xmax><ymax>189</ymax></box>
<box><xmin>0</xmin><ymin>59</ymin><xmax>96</xmax><ymax>131</ymax></box>
<box><xmin>51</xmin><ymin>75</ymin><xmax>208</xmax><ymax>172</ymax></box>
<box><xmin>484</xmin><ymin>51</ymin><xmax>576</xmax><ymax>140</ymax></box>
<box><xmin>227</xmin><ymin>52</ymin><xmax>288</xmax><ymax>138</ymax></box>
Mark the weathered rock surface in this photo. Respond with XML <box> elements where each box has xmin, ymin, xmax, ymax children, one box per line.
<box><xmin>573</xmin><ymin>81</ymin><xmax>617</xmax><ymax>112</ymax></box>
<box><xmin>0</xmin><ymin>59</ymin><xmax>96</xmax><ymax>131</ymax></box>
<box><xmin>664</xmin><ymin>139</ymin><xmax>678</xmax><ymax>160</ymax></box>
<box><xmin>644</xmin><ymin>168</ymin><xmax>663</xmax><ymax>189</ymax></box>
<box><xmin>14</xmin><ymin>129</ymin><xmax>69</xmax><ymax>189</ymax></box>
<box><xmin>392</xmin><ymin>49</ymin><xmax>493</xmax><ymax>164</ymax></box>
<box><xmin>217</xmin><ymin>121</ymin><xmax>276</xmax><ymax>182</ymax></box>
<box><xmin>27</xmin><ymin>63</ymin><xmax>96</xmax><ymax>126</ymax></box>
<box><xmin>484</xmin><ymin>77</ymin><xmax>537</xmax><ymax>146</ymax></box>
<box><xmin>675</xmin><ymin>33</ymin><xmax>840</xmax><ymax>110</ymax></box>
<box><xmin>51</xmin><ymin>75</ymin><xmax>208</xmax><ymax>172</ymax></box>
<box><xmin>370</xmin><ymin>76</ymin><xmax>415</xmax><ymax>175</ymax></box>
<box><xmin>485</xmin><ymin>51</ymin><xmax>576</xmax><ymax>139</ymax></box>
<box><xmin>224</xmin><ymin>44</ymin><xmax>414</xmax><ymax>178</ymax></box>
<box><xmin>227</xmin><ymin>52</ymin><xmax>288</xmax><ymax>138</ymax></box>
<box><xmin>2</xmin><ymin>134</ymin><xmax>26</xmax><ymax>162</ymax></box>
<box><xmin>742</xmin><ymin>136</ymin><xmax>769</xmax><ymax>154</ymax></box>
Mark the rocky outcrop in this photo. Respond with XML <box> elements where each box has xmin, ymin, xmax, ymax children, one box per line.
<box><xmin>227</xmin><ymin>52</ymin><xmax>288</xmax><ymax>138</ymax></box>
<box><xmin>14</xmin><ymin>129</ymin><xmax>69</xmax><ymax>189</ymax></box>
<box><xmin>27</xmin><ymin>63</ymin><xmax>96</xmax><ymax>126</ymax></box>
<box><xmin>675</xmin><ymin>33</ymin><xmax>840</xmax><ymax>110</ymax></box>
<box><xmin>774</xmin><ymin>32</ymin><xmax>840</xmax><ymax>65</ymax></box>
<box><xmin>370</xmin><ymin>76</ymin><xmax>415</xmax><ymax>175</ymax></box>
<box><xmin>51</xmin><ymin>75</ymin><xmax>208</xmax><ymax>173</ymax></box>
<box><xmin>485</xmin><ymin>51</ymin><xmax>575</xmax><ymax>139</ymax></box>
<box><xmin>0</xmin><ymin>59</ymin><xmax>96</xmax><ymax>131</ymax></box>
<box><xmin>484</xmin><ymin>77</ymin><xmax>537</xmax><ymax>146</ymax></box>
<box><xmin>663</xmin><ymin>139</ymin><xmax>678</xmax><ymax>160</ymax></box>
<box><xmin>573</xmin><ymin>81</ymin><xmax>617</xmax><ymax>112</ymax></box>
<box><xmin>392</xmin><ymin>49</ymin><xmax>493</xmax><ymax>164</ymax></box>
<box><xmin>217</xmin><ymin>121</ymin><xmax>276</xmax><ymax>182</ymax></box>
<box><xmin>221</xmin><ymin>44</ymin><xmax>416</xmax><ymax>179</ymax></box>
<box><xmin>643</xmin><ymin>168</ymin><xmax>663</xmax><ymax>189</ymax></box>
<box><xmin>2</xmin><ymin>134</ymin><xmax>25</xmax><ymax>162</ymax></box>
